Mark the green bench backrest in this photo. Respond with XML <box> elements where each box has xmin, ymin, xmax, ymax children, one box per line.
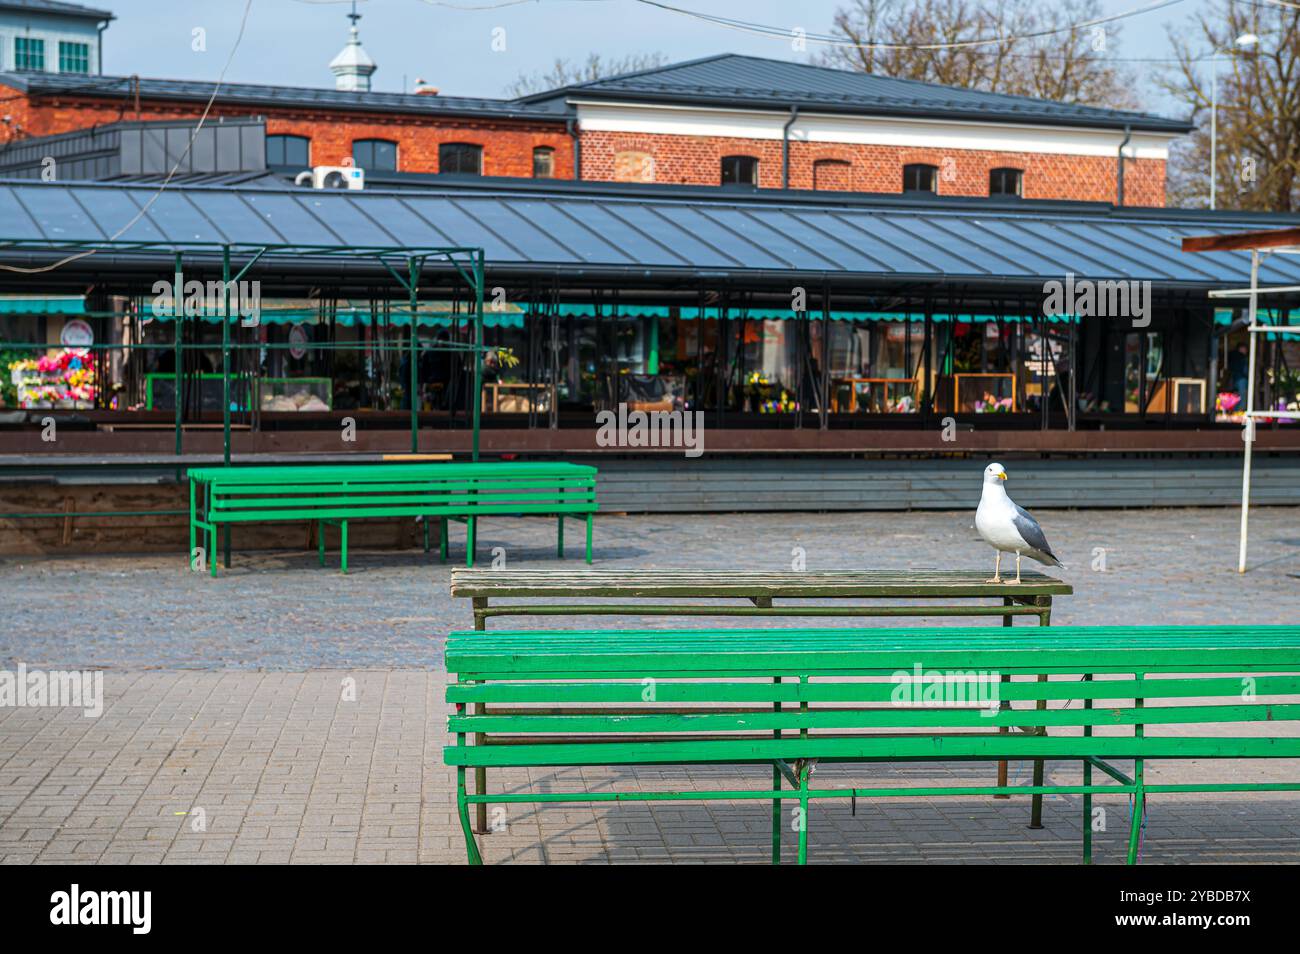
<box><xmin>444</xmin><ymin>626</ymin><xmax>1300</xmax><ymax>767</ymax></box>
<box><xmin>192</xmin><ymin>463</ymin><xmax>597</xmax><ymax>520</ymax></box>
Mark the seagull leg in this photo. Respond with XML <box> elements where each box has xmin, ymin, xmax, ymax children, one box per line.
<box><xmin>986</xmin><ymin>552</ymin><xmax>1002</xmax><ymax>584</ymax></box>
<box><xmin>1006</xmin><ymin>552</ymin><xmax>1022</xmax><ymax>585</ymax></box>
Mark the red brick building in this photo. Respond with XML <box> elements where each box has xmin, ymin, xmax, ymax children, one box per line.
<box><xmin>524</xmin><ymin>56</ymin><xmax>1188</xmax><ymax>207</ymax></box>
<box><xmin>0</xmin><ymin>28</ymin><xmax>1189</xmax><ymax>204</ymax></box>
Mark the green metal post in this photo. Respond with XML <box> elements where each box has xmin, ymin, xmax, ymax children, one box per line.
<box><xmin>221</xmin><ymin>246</ymin><xmax>232</xmax><ymax>569</ymax></box>
<box><xmin>408</xmin><ymin>257</ymin><xmax>419</xmax><ymax>454</ymax></box>
<box><xmin>772</xmin><ymin>675</ymin><xmax>782</xmax><ymax>865</ymax></box>
<box><xmin>472</xmin><ymin>251</ymin><xmax>484</xmax><ymax>462</ymax></box>
<box><xmin>1082</xmin><ymin>672</ymin><xmax>1093</xmax><ymax>864</ymax></box>
<box><xmin>1127</xmin><ymin>672</ymin><xmax>1145</xmax><ymax>865</ymax></box>
<box><xmin>222</xmin><ymin>246</ymin><xmax>232</xmax><ymax>467</ymax></box>
<box><xmin>473</xmin><ymin>599</ymin><xmax>488</xmax><ymax>835</ymax></box>
<box><xmin>1029</xmin><ymin>671</ymin><xmax>1047</xmax><ymax>829</ymax></box>
<box><xmin>798</xmin><ymin>674</ymin><xmax>810</xmax><ymax>864</ymax></box>
<box><xmin>557</xmin><ymin>515</ymin><xmax>564</xmax><ymax>558</ymax></box>
<box><xmin>797</xmin><ymin>761</ymin><xmax>810</xmax><ymax>865</ymax></box>
<box><xmin>996</xmin><ymin>598</ymin><xmax>1012</xmax><ymax>797</ymax></box>
<box><xmin>585</xmin><ymin>513</ymin><xmax>593</xmax><ymax>564</ymax></box>
<box><xmin>173</xmin><ymin>252</ymin><xmax>183</xmax><ymax>461</ymax></box>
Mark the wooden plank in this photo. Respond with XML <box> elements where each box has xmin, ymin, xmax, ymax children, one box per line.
<box><xmin>451</xmin><ymin>568</ymin><xmax>1070</xmax><ymax>598</ymax></box>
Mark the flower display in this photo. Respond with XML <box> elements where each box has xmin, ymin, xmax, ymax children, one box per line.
<box><xmin>6</xmin><ymin>348</ymin><xmax>96</xmax><ymax>408</ymax></box>
<box><xmin>974</xmin><ymin>392</ymin><xmax>1013</xmax><ymax>413</ymax></box>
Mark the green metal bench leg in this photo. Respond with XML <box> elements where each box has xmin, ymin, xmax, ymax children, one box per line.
<box><xmin>457</xmin><ymin>768</ymin><xmax>483</xmax><ymax>865</ymax></box>
<box><xmin>1127</xmin><ymin>672</ymin><xmax>1145</xmax><ymax>865</ymax></box>
<box><xmin>585</xmin><ymin>513</ymin><xmax>593</xmax><ymax>564</ymax></box>
<box><xmin>423</xmin><ymin>516</ymin><xmax>430</xmax><ymax>553</ymax></box>
<box><xmin>318</xmin><ymin>520</ymin><xmax>325</xmax><ymax>567</ymax></box>
<box><xmin>557</xmin><ymin>514</ymin><xmax>564</xmax><ymax>559</ymax></box>
<box><xmin>1126</xmin><ymin>778</ymin><xmax>1144</xmax><ymax>865</ymax></box>
<box><xmin>1082</xmin><ymin>673</ymin><xmax>1093</xmax><ymax>864</ymax></box>
<box><xmin>340</xmin><ymin>520</ymin><xmax>348</xmax><ymax>574</ymax></box>
<box><xmin>797</xmin><ymin>763</ymin><xmax>811</xmax><ymax>865</ymax></box>
<box><xmin>1029</xmin><ymin>671</ymin><xmax>1048</xmax><ymax>830</ymax></box>
<box><xmin>466</xmin><ymin>516</ymin><xmax>476</xmax><ymax>568</ymax></box>
<box><xmin>188</xmin><ymin>480</ymin><xmax>196</xmax><ymax>567</ymax></box>
<box><xmin>209</xmin><ymin>524</ymin><xmax>218</xmax><ymax>578</ymax></box>
<box><xmin>439</xmin><ymin>517</ymin><xmax>448</xmax><ymax>564</ymax></box>
<box><xmin>772</xmin><ymin>675</ymin><xmax>783</xmax><ymax>865</ymax></box>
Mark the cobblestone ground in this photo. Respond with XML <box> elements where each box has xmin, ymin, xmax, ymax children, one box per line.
<box><xmin>1</xmin><ymin>507</ymin><xmax>1299</xmax><ymax>864</ymax></box>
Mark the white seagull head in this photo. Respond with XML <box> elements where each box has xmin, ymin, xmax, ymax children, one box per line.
<box><xmin>983</xmin><ymin>462</ymin><xmax>1008</xmax><ymax>485</ymax></box>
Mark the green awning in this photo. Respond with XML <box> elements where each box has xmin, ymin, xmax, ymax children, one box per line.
<box><xmin>555</xmin><ymin>304</ymin><xmax>671</xmax><ymax>318</ymax></box>
<box><xmin>1214</xmin><ymin>307</ymin><xmax>1300</xmax><ymax>338</ymax></box>
<box><xmin>679</xmin><ymin>307</ymin><xmax>1079</xmax><ymax>323</ymax></box>
<box><xmin>145</xmin><ymin>307</ymin><xmax>522</xmax><ymax>329</ymax></box>
<box><xmin>0</xmin><ymin>296</ymin><xmax>86</xmax><ymax>315</ymax></box>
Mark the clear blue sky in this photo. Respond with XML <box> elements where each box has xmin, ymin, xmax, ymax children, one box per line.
<box><xmin>101</xmin><ymin>0</ymin><xmax>1204</xmax><ymax>114</ymax></box>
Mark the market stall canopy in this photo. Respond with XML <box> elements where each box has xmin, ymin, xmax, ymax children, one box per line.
<box><xmin>141</xmin><ymin>298</ymin><xmax>522</xmax><ymax>328</ymax></box>
<box><xmin>3</xmin><ymin>178</ymin><xmax>1300</xmax><ymax>289</ymax></box>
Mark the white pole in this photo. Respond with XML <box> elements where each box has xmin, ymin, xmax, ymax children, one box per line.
<box><xmin>1210</xmin><ymin>55</ymin><xmax>1218</xmax><ymax>211</ymax></box>
<box><xmin>1238</xmin><ymin>249</ymin><xmax>1260</xmax><ymax>573</ymax></box>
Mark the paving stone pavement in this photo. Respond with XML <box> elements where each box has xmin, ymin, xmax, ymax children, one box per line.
<box><xmin>1</xmin><ymin>507</ymin><xmax>1299</xmax><ymax>864</ymax></box>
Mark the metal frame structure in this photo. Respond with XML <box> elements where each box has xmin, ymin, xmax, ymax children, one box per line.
<box><xmin>0</xmin><ymin>237</ymin><xmax>488</xmax><ymax>460</ymax></box>
<box><xmin>1184</xmin><ymin>228</ymin><xmax>1300</xmax><ymax>572</ymax></box>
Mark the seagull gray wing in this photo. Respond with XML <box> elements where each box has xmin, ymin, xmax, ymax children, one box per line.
<box><xmin>1011</xmin><ymin>504</ymin><xmax>1056</xmax><ymax>557</ymax></box>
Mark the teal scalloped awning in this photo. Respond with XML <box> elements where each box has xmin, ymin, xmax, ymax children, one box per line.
<box><xmin>0</xmin><ymin>296</ymin><xmax>86</xmax><ymax>315</ymax></box>
<box><xmin>1214</xmin><ymin>307</ymin><xmax>1300</xmax><ymax>338</ymax></box>
<box><xmin>679</xmin><ymin>307</ymin><xmax>1079</xmax><ymax>323</ymax></box>
<box><xmin>145</xmin><ymin>307</ymin><xmax>523</xmax><ymax>329</ymax></box>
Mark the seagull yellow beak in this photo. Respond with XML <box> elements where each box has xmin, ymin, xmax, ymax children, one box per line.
<box><xmin>997</xmin><ymin>471</ymin><xmax>1008</xmax><ymax>481</ymax></box>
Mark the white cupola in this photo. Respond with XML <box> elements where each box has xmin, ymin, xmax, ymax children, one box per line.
<box><xmin>329</xmin><ymin>2</ymin><xmax>377</xmax><ymax>92</ymax></box>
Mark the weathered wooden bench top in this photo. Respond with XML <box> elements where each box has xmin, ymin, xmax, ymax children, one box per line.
<box><xmin>451</xmin><ymin>568</ymin><xmax>1072</xmax><ymax>599</ymax></box>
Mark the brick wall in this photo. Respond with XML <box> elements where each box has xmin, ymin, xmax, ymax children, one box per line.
<box><xmin>2</xmin><ymin>90</ymin><xmax>575</xmax><ymax>178</ymax></box>
<box><xmin>581</xmin><ymin>130</ymin><xmax>1166</xmax><ymax>206</ymax></box>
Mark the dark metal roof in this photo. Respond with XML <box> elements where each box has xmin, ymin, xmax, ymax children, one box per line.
<box><xmin>0</xmin><ymin>0</ymin><xmax>112</xmax><ymax>20</ymax></box>
<box><xmin>1</xmin><ymin>177</ymin><xmax>1296</xmax><ymax>290</ymax></box>
<box><xmin>0</xmin><ymin>72</ymin><xmax>557</xmax><ymax>122</ymax></box>
<box><xmin>520</xmin><ymin>53</ymin><xmax>1193</xmax><ymax>134</ymax></box>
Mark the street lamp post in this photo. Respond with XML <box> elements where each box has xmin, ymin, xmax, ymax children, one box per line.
<box><xmin>1210</xmin><ymin>32</ymin><xmax>1259</xmax><ymax>210</ymax></box>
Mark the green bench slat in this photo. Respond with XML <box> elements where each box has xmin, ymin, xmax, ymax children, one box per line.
<box><xmin>189</xmin><ymin>462</ymin><xmax>596</xmax><ymax>482</ymax></box>
<box><xmin>212</xmin><ymin>492</ymin><xmax>595</xmax><ymax>511</ymax></box>
<box><xmin>447</xmin><ymin>626</ymin><xmax>1300</xmax><ymax>676</ymax></box>
<box><xmin>449</xmin><ymin>702</ymin><xmax>1300</xmax><ymax>735</ymax></box>
<box><xmin>444</xmin><ymin>733</ymin><xmax>1300</xmax><ymax>768</ymax></box>
<box><xmin>446</xmin><ymin>674</ymin><xmax>1300</xmax><ymax>705</ymax></box>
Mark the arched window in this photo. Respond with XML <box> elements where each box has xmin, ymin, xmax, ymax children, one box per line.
<box><xmin>902</xmin><ymin>163</ymin><xmax>938</xmax><ymax>193</ymax></box>
<box><xmin>266</xmin><ymin>134</ymin><xmax>310</xmax><ymax>168</ymax></box>
<box><xmin>532</xmin><ymin>146</ymin><xmax>555</xmax><ymax>178</ymax></box>
<box><xmin>813</xmin><ymin>159</ymin><xmax>851</xmax><ymax>191</ymax></box>
<box><xmin>353</xmin><ymin>139</ymin><xmax>398</xmax><ymax>172</ymax></box>
<box><xmin>439</xmin><ymin>142</ymin><xmax>482</xmax><ymax>175</ymax></box>
<box><xmin>720</xmin><ymin>155</ymin><xmax>759</xmax><ymax>186</ymax></box>
<box><xmin>989</xmin><ymin>167</ymin><xmax>1024</xmax><ymax>196</ymax></box>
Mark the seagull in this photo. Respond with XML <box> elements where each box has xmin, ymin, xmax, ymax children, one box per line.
<box><xmin>975</xmin><ymin>462</ymin><xmax>1063</xmax><ymax>584</ymax></box>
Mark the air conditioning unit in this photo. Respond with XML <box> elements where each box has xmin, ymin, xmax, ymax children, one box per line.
<box><xmin>295</xmin><ymin>166</ymin><xmax>365</xmax><ymax>190</ymax></box>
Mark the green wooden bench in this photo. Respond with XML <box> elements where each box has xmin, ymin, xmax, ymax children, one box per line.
<box><xmin>189</xmin><ymin>461</ymin><xmax>597</xmax><ymax>575</ymax></box>
<box><xmin>444</xmin><ymin>624</ymin><xmax>1300</xmax><ymax>865</ymax></box>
